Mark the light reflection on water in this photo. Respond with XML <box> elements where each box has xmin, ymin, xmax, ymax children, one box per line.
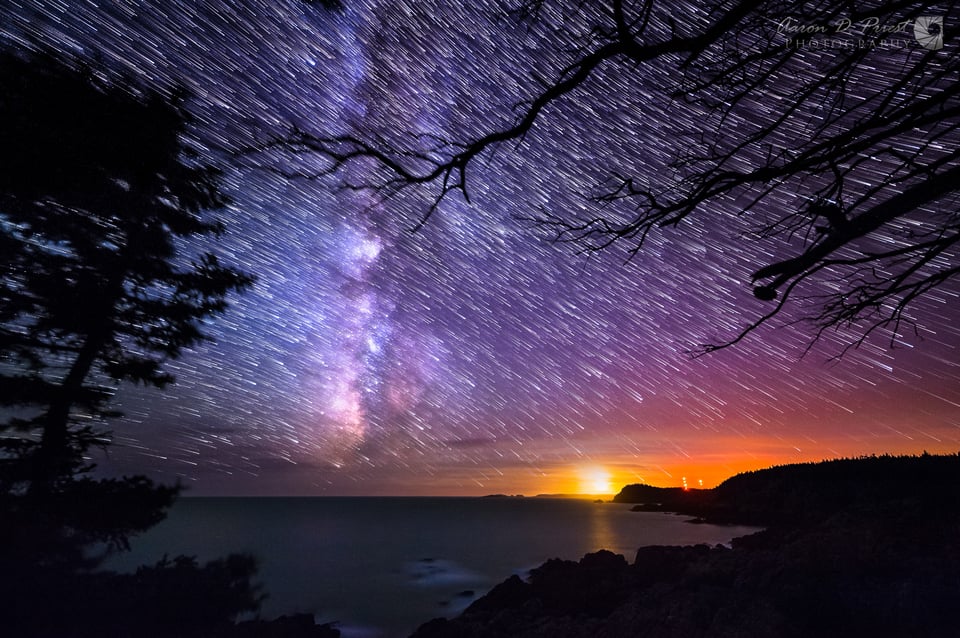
<box><xmin>107</xmin><ymin>497</ymin><xmax>759</xmax><ymax>638</ymax></box>
<box><xmin>588</xmin><ymin>500</ymin><xmax>617</xmax><ymax>552</ymax></box>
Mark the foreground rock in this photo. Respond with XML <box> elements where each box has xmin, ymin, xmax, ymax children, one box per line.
<box><xmin>230</xmin><ymin>614</ymin><xmax>340</xmax><ymax>638</ymax></box>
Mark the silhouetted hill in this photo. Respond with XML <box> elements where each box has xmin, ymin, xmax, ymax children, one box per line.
<box><xmin>413</xmin><ymin>453</ymin><xmax>960</xmax><ymax>638</ymax></box>
<box><xmin>614</xmin><ymin>452</ymin><xmax>960</xmax><ymax>525</ymax></box>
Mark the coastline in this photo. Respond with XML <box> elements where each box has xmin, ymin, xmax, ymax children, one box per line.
<box><xmin>107</xmin><ymin>496</ymin><xmax>755</xmax><ymax>638</ymax></box>
<box><xmin>408</xmin><ymin>454</ymin><xmax>960</xmax><ymax>638</ymax></box>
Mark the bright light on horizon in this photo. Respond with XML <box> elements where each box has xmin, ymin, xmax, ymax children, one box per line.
<box><xmin>578</xmin><ymin>466</ymin><xmax>613</xmax><ymax>495</ymax></box>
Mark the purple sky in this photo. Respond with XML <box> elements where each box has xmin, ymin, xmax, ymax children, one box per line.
<box><xmin>4</xmin><ymin>0</ymin><xmax>959</xmax><ymax>495</ymax></box>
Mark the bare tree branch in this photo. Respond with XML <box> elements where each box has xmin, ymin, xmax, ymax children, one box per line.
<box><xmin>251</xmin><ymin>0</ymin><xmax>960</xmax><ymax>356</ymax></box>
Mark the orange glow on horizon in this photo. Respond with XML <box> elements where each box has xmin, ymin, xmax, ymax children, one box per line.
<box><xmin>264</xmin><ymin>437</ymin><xmax>960</xmax><ymax>498</ymax></box>
<box><xmin>576</xmin><ymin>466</ymin><xmax>613</xmax><ymax>495</ymax></box>
<box><xmin>461</xmin><ymin>443</ymin><xmax>958</xmax><ymax>498</ymax></box>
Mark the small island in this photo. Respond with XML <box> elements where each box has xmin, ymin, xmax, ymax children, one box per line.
<box><xmin>412</xmin><ymin>452</ymin><xmax>960</xmax><ymax>637</ymax></box>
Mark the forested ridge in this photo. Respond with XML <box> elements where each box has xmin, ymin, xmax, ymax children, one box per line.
<box><xmin>614</xmin><ymin>452</ymin><xmax>960</xmax><ymax>524</ymax></box>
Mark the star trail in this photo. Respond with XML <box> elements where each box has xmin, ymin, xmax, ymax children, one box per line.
<box><xmin>3</xmin><ymin>0</ymin><xmax>959</xmax><ymax>495</ymax></box>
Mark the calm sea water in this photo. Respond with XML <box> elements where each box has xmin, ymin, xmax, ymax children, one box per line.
<box><xmin>107</xmin><ymin>497</ymin><xmax>758</xmax><ymax>638</ymax></box>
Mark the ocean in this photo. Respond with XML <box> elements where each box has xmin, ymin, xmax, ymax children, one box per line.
<box><xmin>107</xmin><ymin>497</ymin><xmax>759</xmax><ymax>638</ymax></box>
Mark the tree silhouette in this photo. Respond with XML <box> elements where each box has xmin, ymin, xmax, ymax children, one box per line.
<box><xmin>0</xmin><ymin>49</ymin><xmax>253</xmax><ymax>490</ymax></box>
<box><xmin>252</xmin><ymin>0</ymin><xmax>959</xmax><ymax>354</ymax></box>
<box><xmin>0</xmin><ymin>49</ymin><xmax>268</xmax><ymax>637</ymax></box>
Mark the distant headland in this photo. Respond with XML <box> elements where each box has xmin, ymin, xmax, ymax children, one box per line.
<box><xmin>613</xmin><ymin>451</ymin><xmax>960</xmax><ymax>525</ymax></box>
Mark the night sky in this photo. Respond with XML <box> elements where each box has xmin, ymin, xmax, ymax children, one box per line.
<box><xmin>3</xmin><ymin>1</ymin><xmax>959</xmax><ymax>496</ymax></box>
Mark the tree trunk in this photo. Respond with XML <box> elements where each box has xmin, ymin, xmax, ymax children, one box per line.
<box><xmin>31</xmin><ymin>328</ymin><xmax>108</xmax><ymax>492</ymax></box>
<box><xmin>32</xmin><ymin>232</ymin><xmax>135</xmax><ymax>492</ymax></box>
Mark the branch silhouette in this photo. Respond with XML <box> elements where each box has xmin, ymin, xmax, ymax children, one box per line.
<box><xmin>249</xmin><ymin>0</ymin><xmax>960</xmax><ymax>355</ymax></box>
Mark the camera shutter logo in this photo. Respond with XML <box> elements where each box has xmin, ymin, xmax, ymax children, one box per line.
<box><xmin>914</xmin><ymin>16</ymin><xmax>944</xmax><ymax>50</ymax></box>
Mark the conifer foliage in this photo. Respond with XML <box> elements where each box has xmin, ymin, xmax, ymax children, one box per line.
<box><xmin>0</xmin><ymin>49</ymin><xmax>253</xmax><ymax>489</ymax></box>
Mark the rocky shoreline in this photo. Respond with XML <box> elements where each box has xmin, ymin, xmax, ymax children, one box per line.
<box><xmin>12</xmin><ymin>454</ymin><xmax>956</xmax><ymax>637</ymax></box>
<box><xmin>408</xmin><ymin>453</ymin><xmax>960</xmax><ymax>638</ymax></box>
